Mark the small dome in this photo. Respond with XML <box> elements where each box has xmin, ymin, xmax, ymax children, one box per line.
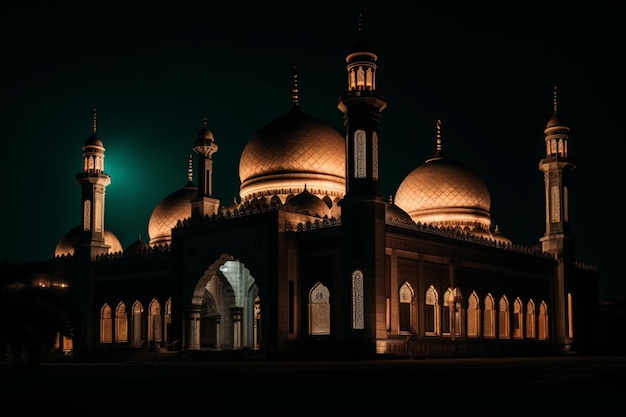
<box><xmin>239</xmin><ymin>106</ymin><xmax>345</xmax><ymax>202</ymax></box>
<box><xmin>83</xmin><ymin>132</ymin><xmax>104</xmax><ymax>148</ymax></box>
<box><xmin>55</xmin><ymin>226</ymin><xmax>123</xmax><ymax>257</ymax></box>
<box><xmin>394</xmin><ymin>155</ymin><xmax>491</xmax><ymax>229</ymax></box>
<box><xmin>385</xmin><ymin>198</ymin><xmax>413</xmax><ymax>224</ymax></box>
<box><xmin>148</xmin><ymin>182</ymin><xmax>197</xmax><ymax>246</ymax></box>
<box><xmin>125</xmin><ymin>234</ymin><xmax>149</xmax><ymax>254</ymax></box>
<box><xmin>546</xmin><ymin>114</ymin><xmax>568</xmax><ymax>129</ymax></box>
<box><xmin>492</xmin><ymin>225</ymin><xmax>512</xmax><ymax>244</ymax></box>
<box><xmin>283</xmin><ymin>187</ymin><xmax>330</xmax><ymax>217</ymax></box>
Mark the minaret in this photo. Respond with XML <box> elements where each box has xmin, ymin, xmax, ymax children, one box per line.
<box><xmin>538</xmin><ymin>86</ymin><xmax>576</xmax><ymax>352</ymax></box>
<box><xmin>337</xmin><ymin>10</ymin><xmax>388</xmax><ymax>352</ymax></box>
<box><xmin>74</xmin><ymin>108</ymin><xmax>112</xmax><ymax>259</ymax></box>
<box><xmin>191</xmin><ymin>114</ymin><xmax>220</xmax><ymax>218</ymax></box>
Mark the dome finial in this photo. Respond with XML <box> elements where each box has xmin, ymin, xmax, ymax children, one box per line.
<box><xmin>187</xmin><ymin>153</ymin><xmax>193</xmax><ymax>183</ymax></box>
<box><xmin>92</xmin><ymin>107</ymin><xmax>97</xmax><ymax>133</ymax></box>
<box><xmin>553</xmin><ymin>85</ymin><xmax>558</xmax><ymax>114</ymax></box>
<box><xmin>358</xmin><ymin>8</ymin><xmax>364</xmax><ymax>35</ymax></box>
<box><xmin>292</xmin><ymin>65</ymin><xmax>299</xmax><ymax>108</ymax></box>
<box><xmin>203</xmin><ymin>114</ymin><xmax>208</xmax><ymax>128</ymax></box>
<box><xmin>436</xmin><ymin>119</ymin><xmax>443</xmax><ymax>154</ymax></box>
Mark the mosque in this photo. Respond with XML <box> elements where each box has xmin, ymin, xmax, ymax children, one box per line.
<box><xmin>2</xmin><ymin>12</ymin><xmax>599</xmax><ymax>361</ymax></box>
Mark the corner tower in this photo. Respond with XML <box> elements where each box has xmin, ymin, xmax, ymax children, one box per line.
<box><xmin>337</xmin><ymin>10</ymin><xmax>388</xmax><ymax>354</ymax></box>
<box><xmin>539</xmin><ymin>86</ymin><xmax>576</xmax><ymax>352</ymax></box>
<box><xmin>74</xmin><ymin>108</ymin><xmax>112</xmax><ymax>259</ymax></box>
<box><xmin>192</xmin><ymin>114</ymin><xmax>220</xmax><ymax>218</ymax></box>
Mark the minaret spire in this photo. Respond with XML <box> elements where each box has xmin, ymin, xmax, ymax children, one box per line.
<box><xmin>187</xmin><ymin>153</ymin><xmax>193</xmax><ymax>184</ymax></box>
<box><xmin>292</xmin><ymin>65</ymin><xmax>299</xmax><ymax>108</ymax></box>
<box><xmin>435</xmin><ymin>119</ymin><xmax>443</xmax><ymax>156</ymax></box>
<box><xmin>75</xmin><ymin>108</ymin><xmax>112</xmax><ymax>259</ymax></box>
<box><xmin>192</xmin><ymin>114</ymin><xmax>220</xmax><ymax>218</ymax></box>
<box><xmin>539</xmin><ymin>86</ymin><xmax>576</xmax><ymax>352</ymax></box>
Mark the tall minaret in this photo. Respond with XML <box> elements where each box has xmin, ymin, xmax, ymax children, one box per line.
<box><xmin>191</xmin><ymin>114</ymin><xmax>220</xmax><ymax>218</ymax></box>
<box><xmin>75</xmin><ymin>108</ymin><xmax>112</xmax><ymax>259</ymax></box>
<box><xmin>337</xmin><ymin>10</ymin><xmax>388</xmax><ymax>351</ymax></box>
<box><xmin>538</xmin><ymin>86</ymin><xmax>576</xmax><ymax>352</ymax></box>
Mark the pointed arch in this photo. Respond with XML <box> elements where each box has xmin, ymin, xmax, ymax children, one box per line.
<box><xmin>425</xmin><ymin>285</ymin><xmax>439</xmax><ymax>336</ymax></box>
<box><xmin>115</xmin><ymin>302</ymin><xmax>128</xmax><ymax>343</ymax></box>
<box><xmin>467</xmin><ymin>291</ymin><xmax>480</xmax><ymax>338</ymax></box>
<box><xmin>100</xmin><ymin>304</ymin><xmax>112</xmax><ymax>343</ymax></box>
<box><xmin>399</xmin><ymin>281</ymin><xmax>415</xmax><ymax>333</ymax></box>
<box><xmin>513</xmin><ymin>297</ymin><xmax>524</xmax><ymax>339</ymax></box>
<box><xmin>498</xmin><ymin>295</ymin><xmax>510</xmax><ymax>339</ymax></box>
<box><xmin>526</xmin><ymin>299</ymin><xmax>536</xmax><ymax>339</ymax></box>
<box><xmin>483</xmin><ymin>294</ymin><xmax>496</xmax><ymax>338</ymax></box>
<box><xmin>309</xmin><ymin>282</ymin><xmax>330</xmax><ymax>335</ymax></box>
<box><xmin>131</xmin><ymin>301</ymin><xmax>145</xmax><ymax>348</ymax></box>
<box><xmin>148</xmin><ymin>299</ymin><xmax>162</xmax><ymax>348</ymax></box>
<box><xmin>164</xmin><ymin>298</ymin><xmax>172</xmax><ymax>348</ymax></box>
<box><xmin>538</xmin><ymin>301</ymin><xmax>549</xmax><ymax>340</ymax></box>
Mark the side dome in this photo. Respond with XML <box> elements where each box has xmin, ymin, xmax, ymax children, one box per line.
<box><xmin>148</xmin><ymin>182</ymin><xmax>198</xmax><ymax>246</ymax></box>
<box><xmin>386</xmin><ymin>198</ymin><xmax>414</xmax><ymax>225</ymax></box>
<box><xmin>125</xmin><ymin>234</ymin><xmax>149</xmax><ymax>254</ymax></box>
<box><xmin>238</xmin><ymin>106</ymin><xmax>345</xmax><ymax>203</ymax></box>
<box><xmin>54</xmin><ymin>226</ymin><xmax>123</xmax><ymax>257</ymax></box>
<box><xmin>394</xmin><ymin>155</ymin><xmax>491</xmax><ymax>230</ymax></box>
<box><xmin>283</xmin><ymin>187</ymin><xmax>331</xmax><ymax>217</ymax></box>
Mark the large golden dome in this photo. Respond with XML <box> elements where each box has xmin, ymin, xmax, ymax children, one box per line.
<box><xmin>148</xmin><ymin>182</ymin><xmax>197</xmax><ymax>246</ymax></box>
<box><xmin>239</xmin><ymin>106</ymin><xmax>345</xmax><ymax>203</ymax></box>
<box><xmin>55</xmin><ymin>226</ymin><xmax>123</xmax><ymax>257</ymax></box>
<box><xmin>394</xmin><ymin>155</ymin><xmax>491</xmax><ymax>229</ymax></box>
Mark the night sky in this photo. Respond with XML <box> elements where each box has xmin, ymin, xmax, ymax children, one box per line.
<box><xmin>1</xmin><ymin>1</ymin><xmax>623</xmax><ymax>299</ymax></box>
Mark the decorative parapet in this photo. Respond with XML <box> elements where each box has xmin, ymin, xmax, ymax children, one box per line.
<box><xmin>575</xmin><ymin>261</ymin><xmax>598</xmax><ymax>272</ymax></box>
<box><xmin>385</xmin><ymin>217</ymin><xmax>555</xmax><ymax>259</ymax></box>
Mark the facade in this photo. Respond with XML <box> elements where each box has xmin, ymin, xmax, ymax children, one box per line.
<box><xmin>1</xmin><ymin>13</ymin><xmax>599</xmax><ymax>361</ymax></box>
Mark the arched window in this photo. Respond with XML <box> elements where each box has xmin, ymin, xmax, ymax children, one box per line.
<box><xmin>100</xmin><ymin>304</ymin><xmax>112</xmax><ymax>343</ymax></box>
<box><xmin>309</xmin><ymin>282</ymin><xmax>330</xmax><ymax>335</ymax></box>
<box><xmin>538</xmin><ymin>301</ymin><xmax>549</xmax><ymax>340</ymax></box>
<box><xmin>148</xmin><ymin>299</ymin><xmax>162</xmax><ymax>348</ymax></box>
<box><xmin>483</xmin><ymin>294</ymin><xmax>495</xmax><ymax>338</ymax></box>
<box><xmin>115</xmin><ymin>302</ymin><xmax>128</xmax><ymax>343</ymax></box>
<box><xmin>352</xmin><ymin>270</ymin><xmax>364</xmax><ymax>329</ymax></box>
<box><xmin>526</xmin><ymin>299</ymin><xmax>536</xmax><ymax>339</ymax></box>
<box><xmin>425</xmin><ymin>285</ymin><xmax>439</xmax><ymax>336</ymax></box>
<box><xmin>467</xmin><ymin>291</ymin><xmax>480</xmax><ymax>338</ymax></box>
<box><xmin>513</xmin><ymin>297</ymin><xmax>524</xmax><ymax>339</ymax></box>
<box><xmin>132</xmin><ymin>301</ymin><xmax>145</xmax><ymax>348</ymax></box>
<box><xmin>498</xmin><ymin>295</ymin><xmax>510</xmax><ymax>339</ymax></box>
<box><xmin>399</xmin><ymin>282</ymin><xmax>414</xmax><ymax>333</ymax></box>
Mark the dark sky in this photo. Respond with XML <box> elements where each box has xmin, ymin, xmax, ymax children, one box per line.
<box><xmin>0</xmin><ymin>1</ymin><xmax>623</xmax><ymax>299</ymax></box>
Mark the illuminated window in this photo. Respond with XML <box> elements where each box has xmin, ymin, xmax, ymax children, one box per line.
<box><xmin>357</xmin><ymin>66</ymin><xmax>365</xmax><ymax>89</ymax></box>
<box><xmin>551</xmin><ymin>186</ymin><xmax>560</xmax><ymax>223</ymax></box>
<box><xmin>132</xmin><ymin>301</ymin><xmax>145</xmax><ymax>348</ymax></box>
<box><xmin>513</xmin><ymin>297</ymin><xmax>523</xmax><ymax>339</ymax></box>
<box><xmin>164</xmin><ymin>298</ymin><xmax>172</xmax><ymax>347</ymax></box>
<box><xmin>498</xmin><ymin>295</ymin><xmax>510</xmax><ymax>339</ymax></box>
<box><xmin>352</xmin><ymin>270</ymin><xmax>364</xmax><ymax>329</ymax></box>
<box><xmin>95</xmin><ymin>199</ymin><xmax>102</xmax><ymax>232</ymax></box>
<box><xmin>399</xmin><ymin>282</ymin><xmax>414</xmax><ymax>333</ymax></box>
<box><xmin>100</xmin><ymin>304</ymin><xmax>112</xmax><ymax>343</ymax></box>
<box><xmin>309</xmin><ymin>282</ymin><xmax>330</xmax><ymax>335</ymax></box>
<box><xmin>354</xmin><ymin>130</ymin><xmax>366</xmax><ymax>178</ymax></box>
<box><xmin>83</xmin><ymin>200</ymin><xmax>91</xmax><ymax>231</ymax></box>
<box><xmin>483</xmin><ymin>294</ymin><xmax>495</xmax><ymax>338</ymax></box>
<box><xmin>148</xmin><ymin>299</ymin><xmax>162</xmax><ymax>347</ymax></box>
<box><xmin>538</xmin><ymin>301</ymin><xmax>549</xmax><ymax>340</ymax></box>
<box><xmin>467</xmin><ymin>291</ymin><xmax>480</xmax><ymax>338</ymax></box>
<box><xmin>115</xmin><ymin>302</ymin><xmax>128</xmax><ymax>343</ymax></box>
<box><xmin>425</xmin><ymin>285</ymin><xmax>439</xmax><ymax>336</ymax></box>
<box><xmin>568</xmin><ymin>292</ymin><xmax>574</xmax><ymax>339</ymax></box>
<box><xmin>525</xmin><ymin>299</ymin><xmax>536</xmax><ymax>339</ymax></box>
